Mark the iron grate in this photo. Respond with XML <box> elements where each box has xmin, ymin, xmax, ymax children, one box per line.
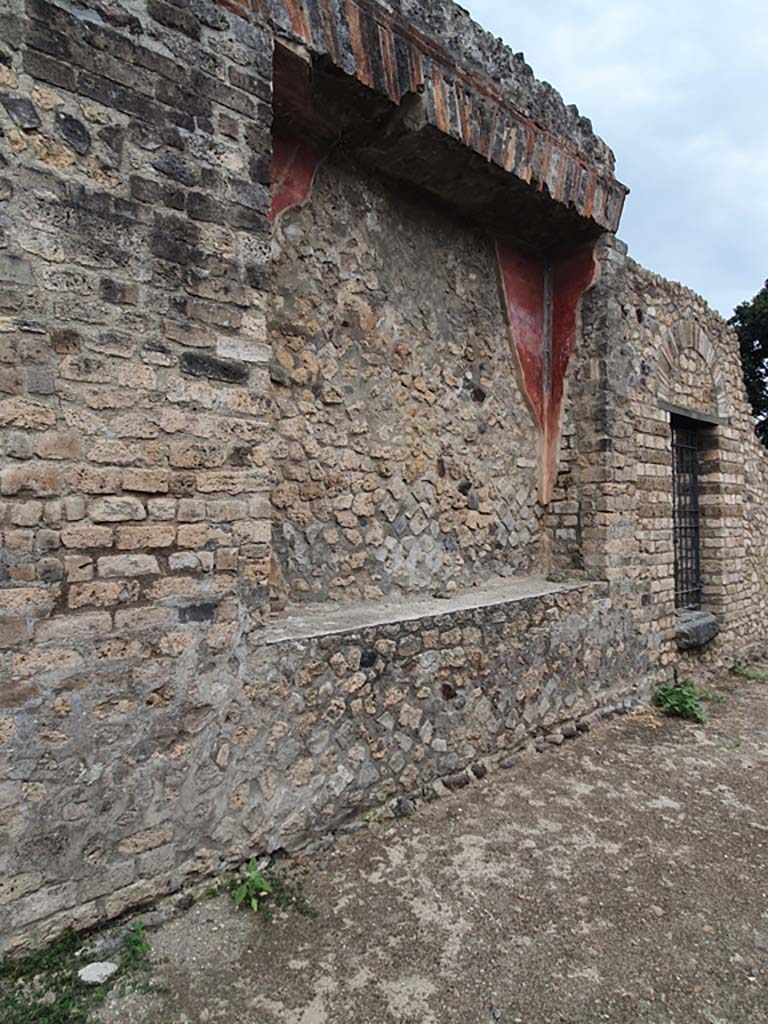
<box><xmin>671</xmin><ymin>417</ymin><xmax>702</xmax><ymax>610</ymax></box>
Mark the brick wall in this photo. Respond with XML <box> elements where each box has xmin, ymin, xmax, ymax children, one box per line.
<box><xmin>0</xmin><ymin>0</ymin><xmax>274</xmax><ymax>950</ymax></box>
<box><xmin>579</xmin><ymin>238</ymin><xmax>768</xmax><ymax>672</ymax></box>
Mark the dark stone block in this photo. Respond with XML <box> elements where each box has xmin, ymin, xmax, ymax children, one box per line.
<box><xmin>155</xmin><ymin>77</ymin><xmax>212</xmax><ymax>119</ymax></box>
<box><xmin>179</xmin><ymin>603</ymin><xmax>217</xmax><ymax>622</ymax></box>
<box><xmin>225</xmin><ymin>202</ymin><xmax>265</xmax><ymax>232</ymax></box>
<box><xmin>249</xmin><ymin>154</ymin><xmax>272</xmax><ymax>186</ymax></box>
<box><xmin>130</xmin><ymin>176</ymin><xmax>185</xmax><ymax>211</ymax></box>
<box><xmin>76</xmin><ymin>69</ymin><xmax>146</xmax><ymax>118</ymax></box>
<box><xmin>151</xmin><ymin>214</ymin><xmax>203</xmax><ymax>266</ymax></box>
<box><xmin>25</xmin><ymin>19</ymin><xmax>72</xmax><ymax>62</ymax></box>
<box><xmin>501</xmin><ymin>754</ymin><xmax>522</xmax><ymax>769</ymax></box>
<box><xmin>228</xmin><ymin>66</ymin><xmax>271</xmax><ymax>104</ymax></box>
<box><xmin>676</xmin><ymin>611</ymin><xmax>720</xmax><ymax>651</ymax></box>
<box><xmin>180</xmin><ymin>351</ymin><xmax>249</xmax><ymax>385</ymax></box>
<box><xmin>55</xmin><ymin>112</ymin><xmax>91</xmax><ymax>155</ymax></box>
<box><xmin>0</xmin><ymin>94</ymin><xmax>41</xmax><ymax>131</ymax></box>
<box><xmin>98</xmin><ymin>124</ymin><xmax>124</xmax><ymax>156</ymax></box>
<box><xmin>151</xmin><ymin>153</ymin><xmax>198</xmax><ymax>187</ymax></box>
<box><xmin>186</xmin><ymin>191</ymin><xmax>227</xmax><ymax>225</ymax></box>
<box><xmin>147</xmin><ymin>0</ymin><xmax>201</xmax><ymax>41</ymax></box>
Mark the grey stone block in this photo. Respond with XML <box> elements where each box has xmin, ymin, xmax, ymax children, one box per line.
<box><xmin>676</xmin><ymin>611</ymin><xmax>720</xmax><ymax>650</ymax></box>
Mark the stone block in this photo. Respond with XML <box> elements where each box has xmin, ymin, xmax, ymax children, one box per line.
<box><xmin>115</xmin><ymin>525</ymin><xmax>176</xmax><ymax>550</ymax></box>
<box><xmin>35</xmin><ymin>611</ymin><xmax>112</xmax><ymax>643</ymax></box>
<box><xmin>122</xmin><ymin>469</ymin><xmax>170</xmax><ymax>494</ymax></box>
<box><xmin>675</xmin><ymin>611</ymin><xmax>720</xmax><ymax>651</ymax></box>
<box><xmin>0</xmin><ymin>586</ymin><xmax>55</xmax><ymax>619</ymax></box>
<box><xmin>0</xmin><ymin>397</ymin><xmax>55</xmax><ymax>430</ymax></box>
<box><xmin>89</xmin><ymin>497</ymin><xmax>147</xmax><ymax>523</ymax></box>
<box><xmin>97</xmin><ymin>554</ymin><xmax>160</xmax><ymax>577</ymax></box>
<box><xmin>61</xmin><ymin>525</ymin><xmax>114</xmax><ymax>549</ymax></box>
<box><xmin>1</xmin><ymin>463</ymin><xmax>61</xmax><ymax>497</ymax></box>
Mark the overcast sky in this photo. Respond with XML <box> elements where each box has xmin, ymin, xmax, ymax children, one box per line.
<box><xmin>463</xmin><ymin>0</ymin><xmax>768</xmax><ymax>317</ymax></box>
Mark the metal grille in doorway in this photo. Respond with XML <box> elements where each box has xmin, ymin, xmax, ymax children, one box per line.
<box><xmin>671</xmin><ymin>417</ymin><xmax>702</xmax><ymax>610</ymax></box>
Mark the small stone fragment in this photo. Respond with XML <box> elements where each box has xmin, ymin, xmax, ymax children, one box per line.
<box><xmin>393</xmin><ymin>796</ymin><xmax>416</xmax><ymax>817</ymax></box>
<box><xmin>500</xmin><ymin>754</ymin><xmax>522</xmax><ymax>769</ymax></box>
<box><xmin>470</xmin><ymin>762</ymin><xmax>487</xmax><ymax>780</ymax></box>
<box><xmin>338</xmin><ymin>820</ymin><xmax>367</xmax><ymax>835</ymax></box>
<box><xmin>442</xmin><ymin>771</ymin><xmax>470</xmax><ymax>791</ymax></box>
<box><xmin>77</xmin><ymin>961</ymin><xmax>118</xmax><ymax>986</ymax></box>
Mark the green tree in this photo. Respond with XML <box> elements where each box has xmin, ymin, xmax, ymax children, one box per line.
<box><xmin>730</xmin><ymin>280</ymin><xmax>768</xmax><ymax>445</ymax></box>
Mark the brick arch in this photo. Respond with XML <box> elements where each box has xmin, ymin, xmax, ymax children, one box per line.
<box><xmin>657</xmin><ymin>321</ymin><xmax>728</xmax><ymax>419</ymax></box>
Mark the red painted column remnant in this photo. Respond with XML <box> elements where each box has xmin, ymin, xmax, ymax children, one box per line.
<box><xmin>496</xmin><ymin>240</ymin><xmax>598</xmax><ymax>505</ymax></box>
<box><xmin>270</xmin><ymin>129</ymin><xmax>325</xmax><ymax>222</ymax></box>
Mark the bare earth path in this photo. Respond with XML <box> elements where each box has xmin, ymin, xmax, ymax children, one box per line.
<box><xmin>98</xmin><ymin>671</ymin><xmax>768</xmax><ymax>1024</ymax></box>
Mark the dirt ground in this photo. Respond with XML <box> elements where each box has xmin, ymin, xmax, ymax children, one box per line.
<box><xmin>96</xmin><ymin>668</ymin><xmax>768</xmax><ymax>1024</ymax></box>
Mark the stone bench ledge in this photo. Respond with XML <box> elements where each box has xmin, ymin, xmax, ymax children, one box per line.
<box><xmin>260</xmin><ymin>575</ymin><xmax>603</xmax><ymax>644</ymax></box>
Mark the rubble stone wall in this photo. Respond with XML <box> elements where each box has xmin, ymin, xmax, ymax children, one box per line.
<box><xmin>269</xmin><ymin>150</ymin><xmax>549</xmax><ymax>607</ymax></box>
<box><xmin>1</xmin><ymin>576</ymin><xmax>651</xmax><ymax>953</ymax></box>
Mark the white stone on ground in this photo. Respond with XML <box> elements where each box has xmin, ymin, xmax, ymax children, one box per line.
<box><xmin>77</xmin><ymin>961</ymin><xmax>119</xmax><ymax>986</ymax></box>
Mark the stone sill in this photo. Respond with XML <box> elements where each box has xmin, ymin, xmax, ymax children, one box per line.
<box><xmin>261</xmin><ymin>575</ymin><xmax>601</xmax><ymax>644</ymax></box>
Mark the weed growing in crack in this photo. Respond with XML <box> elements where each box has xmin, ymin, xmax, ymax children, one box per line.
<box><xmin>121</xmin><ymin>924</ymin><xmax>151</xmax><ymax>976</ymax></box>
<box><xmin>653</xmin><ymin>680</ymin><xmax>708</xmax><ymax>723</ymax></box>
<box><xmin>732</xmin><ymin>660</ymin><xmax>768</xmax><ymax>684</ymax></box>
<box><xmin>698</xmin><ymin>690</ymin><xmax>727</xmax><ymax>704</ymax></box>
<box><xmin>230</xmin><ymin>858</ymin><xmax>317</xmax><ymax>923</ymax></box>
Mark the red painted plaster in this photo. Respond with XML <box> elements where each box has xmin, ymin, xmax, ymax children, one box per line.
<box><xmin>550</xmin><ymin>247</ymin><xmax>598</xmax><ymax>421</ymax></box>
<box><xmin>270</xmin><ymin>130</ymin><xmax>325</xmax><ymax>222</ymax></box>
<box><xmin>495</xmin><ymin>242</ymin><xmax>546</xmax><ymax>430</ymax></box>
<box><xmin>496</xmin><ymin>241</ymin><xmax>598</xmax><ymax>504</ymax></box>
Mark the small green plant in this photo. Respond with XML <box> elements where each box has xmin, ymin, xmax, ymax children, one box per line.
<box><xmin>233</xmin><ymin>859</ymin><xmax>273</xmax><ymax>916</ymax></box>
<box><xmin>122</xmin><ymin>923</ymin><xmax>150</xmax><ymax>968</ymax></box>
<box><xmin>230</xmin><ymin>859</ymin><xmax>317</xmax><ymax>923</ymax></box>
<box><xmin>732</xmin><ymin>660</ymin><xmax>768</xmax><ymax>684</ymax></box>
<box><xmin>698</xmin><ymin>690</ymin><xmax>726</xmax><ymax>704</ymax></box>
<box><xmin>653</xmin><ymin>680</ymin><xmax>708</xmax><ymax>723</ymax></box>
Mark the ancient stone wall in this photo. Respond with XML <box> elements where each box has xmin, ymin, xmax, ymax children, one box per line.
<box><xmin>269</xmin><ymin>149</ymin><xmax>547</xmax><ymax>606</ymax></box>
<box><xmin>0</xmin><ymin>0</ymin><xmax>275</xmax><ymax>952</ymax></box>
<box><xmin>580</xmin><ymin>238</ymin><xmax>768</xmax><ymax>670</ymax></box>
<box><xmin>1</xmin><ymin>574</ymin><xmax>652</xmax><ymax>953</ymax></box>
<box><xmin>2</xmin><ymin>0</ymin><xmax>766</xmax><ymax>957</ymax></box>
